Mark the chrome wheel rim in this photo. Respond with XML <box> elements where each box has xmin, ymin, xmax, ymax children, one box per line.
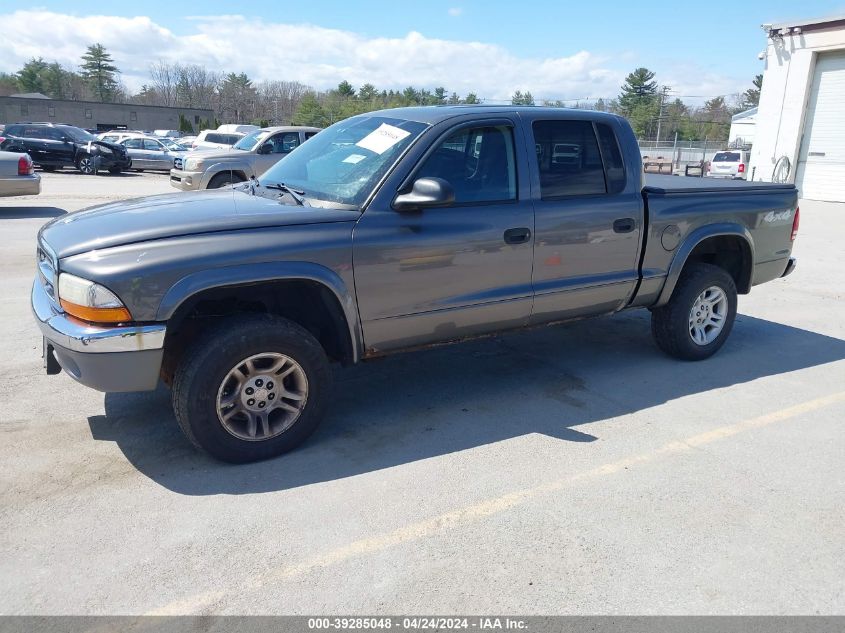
<box><xmin>215</xmin><ymin>352</ymin><xmax>308</xmax><ymax>441</ymax></box>
<box><xmin>688</xmin><ymin>286</ymin><xmax>728</xmax><ymax>346</ymax></box>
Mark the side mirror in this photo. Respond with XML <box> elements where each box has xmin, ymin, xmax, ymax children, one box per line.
<box><xmin>257</xmin><ymin>143</ymin><xmax>273</xmax><ymax>155</ymax></box>
<box><xmin>393</xmin><ymin>177</ymin><xmax>455</xmax><ymax>211</ymax></box>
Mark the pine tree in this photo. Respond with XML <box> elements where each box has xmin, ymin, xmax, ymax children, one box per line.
<box><xmin>80</xmin><ymin>44</ymin><xmax>120</xmax><ymax>102</ymax></box>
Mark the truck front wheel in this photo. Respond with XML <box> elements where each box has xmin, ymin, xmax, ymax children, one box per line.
<box><xmin>651</xmin><ymin>263</ymin><xmax>737</xmax><ymax>361</ymax></box>
<box><xmin>171</xmin><ymin>314</ymin><xmax>332</xmax><ymax>462</ymax></box>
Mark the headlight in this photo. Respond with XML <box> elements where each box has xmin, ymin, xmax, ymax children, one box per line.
<box><xmin>58</xmin><ymin>273</ymin><xmax>131</xmax><ymax>323</ymax></box>
<box><xmin>185</xmin><ymin>157</ymin><xmax>205</xmax><ymax>171</ymax></box>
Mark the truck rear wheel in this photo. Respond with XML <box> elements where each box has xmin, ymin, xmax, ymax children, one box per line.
<box><xmin>651</xmin><ymin>263</ymin><xmax>737</xmax><ymax>361</ymax></box>
<box><xmin>171</xmin><ymin>314</ymin><xmax>332</xmax><ymax>463</ymax></box>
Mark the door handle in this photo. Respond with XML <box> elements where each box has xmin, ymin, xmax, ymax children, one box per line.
<box><xmin>503</xmin><ymin>227</ymin><xmax>531</xmax><ymax>244</ymax></box>
<box><xmin>613</xmin><ymin>218</ymin><xmax>636</xmax><ymax>233</ymax></box>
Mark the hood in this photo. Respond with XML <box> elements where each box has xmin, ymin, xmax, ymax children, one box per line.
<box><xmin>186</xmin><ymin>148</ymin><xmax>248</xmax><ymax>160</ymax></box>
<box><xmin>40</xmin><ymin>189</ymin><xmax>358</xmax><ymax>259</ymax></box>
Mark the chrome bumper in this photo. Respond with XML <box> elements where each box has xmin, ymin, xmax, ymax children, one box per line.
<box><xmin>32</xmin><ymin>278</ymin><xmax>165</xmax><ymax>353</ymax></box>
<box><xmin>781</xmin><ymin>257</ymin><xmax>797</xmax><ymax>278</ymax></box>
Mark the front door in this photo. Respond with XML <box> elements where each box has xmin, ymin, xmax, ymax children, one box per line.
<box><xmin>353</xmin><ymin>119</ymin><xmax>535</xmax><ymax>353</ymax></box>
<box><xmin>527</xmin><ymin>117</ymin><xmax>643</xmax><ymax>323</ymax></box>
<box><xmin>254</xmin><ymin>132</ymin><xmax>301</xmax><ymax>176</ymax></box>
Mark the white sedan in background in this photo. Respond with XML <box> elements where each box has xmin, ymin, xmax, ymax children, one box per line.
<box><xmin>0</xmin><ymin>151</ymin><xmax>40</xmax><ymax>197</ymax></box>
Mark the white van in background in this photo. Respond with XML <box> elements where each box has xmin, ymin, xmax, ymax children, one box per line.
<box><xmin>216</xmin><ymin>124</ymin><xmax>260</xmax><ymax>135</ymax></box>
<box><xmin>707</xmin><ymin>149</ymin><xmax>751</xmax><ymax>180</ymax></box>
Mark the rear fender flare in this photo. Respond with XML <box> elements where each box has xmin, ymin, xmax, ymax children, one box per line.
<box><xmin>655</xmin><ymin>223</ymin><xmax>754</xmax><ymax>307</ymax></box>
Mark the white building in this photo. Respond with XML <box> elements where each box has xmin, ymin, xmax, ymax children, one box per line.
<box><xmin>728</xmin><ymin>107</ymin><xmax>757</xmax><ymax>147</ymax></box>
<box><xmin>749</xmin><ymin>14</ymin><xmax>845</xmax><ymax>202</ymax></box>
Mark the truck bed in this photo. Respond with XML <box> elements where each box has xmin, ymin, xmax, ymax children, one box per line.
<box><xmin>643</xmin><ymin>174</ymin><xmax>796</xmax><ymax>195</ymax></box>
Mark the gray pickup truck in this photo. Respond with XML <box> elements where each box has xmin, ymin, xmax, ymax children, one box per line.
<box><xmin>32</xmin><ymin>106</ymin><xmax>798</xmax><ymax>462</ymax></box>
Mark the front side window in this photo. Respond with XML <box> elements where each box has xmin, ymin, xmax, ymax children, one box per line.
<box><xmin>144</xmin><ymin>139</ymin><xmax>163</xmax><ymax>151</ymax></box>
<box><xmin>58</xmin><ymin>126</ymin><xmax>95</xmax><ymax>143</ymax></box>
<box><xmin>268</xmin><ymin>132</ymin><xmax>300</xmax><ymax>153</ymax></box>
<box><xmin>415</xmin><ymin>125</ymin><xmax>517</xmax><ymax>204</ymax></box>
<box><xmin>260</xmin><ymin>115</ymin><xmax>428</xmax><ymax>207</ymax></box>
<box><xmin>532</xmin><ymin>120</ymin><xmax>606</xmax><ymax>197</ymax></box>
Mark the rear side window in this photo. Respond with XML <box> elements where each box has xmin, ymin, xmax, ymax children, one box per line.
<box><xmin>532</xmin><ymin>120</ymin><xmax>605</xmax><ymax>197</ymax></box>
<box><xmin>223</xmin><ymin>134</ymin><xmax>242</xmax><ymax>144</ymax></box>
<box><xmin>17</xmin><ymin>126</ymin><xmax>46</xmax><ymax>139</ymax></box>
<box><xmin>205</xmin><ymin>133</ymin><xmax>223</xmax><ymax>143</ymax></box>
<box><xmin>596</xmin><ymin>124</ymin><xmax>626</xmax><ymax>194</ymax></box>
<box><xmin>713</xmin><ymin>152</ymin><xmax>741</xmax><ymax>162</ymax></box>
<box><xmin>123</xmin><ymin>138</ymin><xmax>143</xmax><ymax>149</ymax></box>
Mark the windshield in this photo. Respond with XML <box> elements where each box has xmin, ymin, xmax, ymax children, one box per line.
<box><xmin>58</xmin><ymin>126</ymin><xmax>95</xmax><ymax>143</ymax></box>
<box><xmin>259</xmin><ymin>115</ymin><xmax>429</xmax><ymax>206</ymax></box>
<box><xmin>233</xmin><ymin>130</ymin><xmax>270</xmax><ymax>151</ymax></box>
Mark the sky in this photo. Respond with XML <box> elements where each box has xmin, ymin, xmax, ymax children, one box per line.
<box><xmin>2</xmin><ymin>1</ymin><xmax>844</xmax><ymax>104</ymax></box>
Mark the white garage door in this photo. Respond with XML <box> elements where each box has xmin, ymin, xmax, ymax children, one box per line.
<box><xmin>796</xmin><ymin>50</ymin><xmax>845</xmax><ymax>202</ymax></box>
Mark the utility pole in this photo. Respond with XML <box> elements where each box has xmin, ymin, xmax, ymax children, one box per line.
<box><xmin>655</xmin><ymin>85</ymin><xmax>670</xmax><ymax>145</ymax></box>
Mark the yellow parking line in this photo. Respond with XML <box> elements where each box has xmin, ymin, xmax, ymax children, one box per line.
<box><xmin>147</xmin><ymin>390</ymin><xmax>845</xmax><ymax>615</ymax></box>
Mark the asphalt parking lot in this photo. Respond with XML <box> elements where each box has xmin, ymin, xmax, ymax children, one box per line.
<box><xmin>1</xmin><ymin>171</ymin><xmax>844</xmax><ymax>615</ymax></box>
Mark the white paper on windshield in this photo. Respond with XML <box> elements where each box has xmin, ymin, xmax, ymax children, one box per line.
<box><xmin>342</xmin><ymin>153</ymin><xmax>367</xmax><ymax>164</ymax></box>
<box><xmin>355</xmin><ymin>124</ymin><xmax>411</xmax><ymax>155</ymax></box>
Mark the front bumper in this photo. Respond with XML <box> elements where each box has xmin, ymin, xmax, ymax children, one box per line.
<box><xmin>169</xmin><ymin>169</ymin><xmax>203</xmax><ymax>190</ymax></box>
<box><xmin>31</xmin><ymin>278</ymin><xmax>166</xmax><ymax>392</ymax></box>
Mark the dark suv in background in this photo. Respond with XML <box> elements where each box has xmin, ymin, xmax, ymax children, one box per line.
<box><xmin>0</xmin><ymin>123</ymin><xmax>131</xmax><ymax>175</ymax></box>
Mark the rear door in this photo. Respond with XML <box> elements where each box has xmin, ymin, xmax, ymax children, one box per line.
<box><xmin>121</xmin><ymin>138</ymin><xmax>146</xmax><ymax>168</ymax></box>
<box><xmin>527</xmin><ymin>117</ymin><xmax>643</xmax><ymax>323</ymax></box>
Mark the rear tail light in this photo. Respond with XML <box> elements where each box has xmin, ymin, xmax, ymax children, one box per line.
<box><xmin>0</xmin><ymin>136</ymin><xmax>6</xmax><ymax>144</ymax></box>
<box><xmin>791</xmin><ymin>206</ymin><xmax>800</xmax><ymax>241</ymax></box>
<box><xmin>738</xmin><ymin>163</ymin><xmax>745</xmax><ymax>173</ymax></box>
<box><xmin>17</xmin><ymin>154</ymin><xmax>33</xmax><ymax>176</ymax></box>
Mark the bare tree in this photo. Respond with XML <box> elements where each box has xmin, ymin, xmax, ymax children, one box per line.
<box><xmin>149</xmin><ymin>60</ymin><xmax>177</xmax><ymax>107</ymax></box>
<box><xmin>256</xmin><ymin>80</ymin><xmax>311</xmax><ymax>124</ymax></box>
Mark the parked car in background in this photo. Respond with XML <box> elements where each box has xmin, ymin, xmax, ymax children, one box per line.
<box><xmin>153</xmin><ymin>129</ymin><xmax>181</xmax><ymax>139</ymax></box>
<box><xmin>190</xmin><ymin>130</ymin><xmax>245</xmax><ymax>151</ymax></box>
<box><xmin>0</xmin><ymin>123</ymin><xmax>131</xmax><ymax>175</ymax></box>
<box><xmin>0</xmin><ymin>150</ymin><xmax>40</xmax><ymax>197</ymax></box>
<box><xmin>33</xmin><ymin>106</ymin><xmax>798</xmax><ymax>462</ymax></box>
<box><xmin>707</xmin><ymin>149</ymin><xmax>750</xmax><ymax>180</ymax></box>
<box><xmin>119</xmin><ymin>135</ymin><xmax>188</xmax><ymax>172</ymax></box>
<box><xmin>170</xmin><ymin>126</ymin><xmax>320</xmax><ymax>190</ymax></box>
<box><xmin>97</xmin><ymin>130</ymin><xmax>147</xmax><ymax>144</ymax></box>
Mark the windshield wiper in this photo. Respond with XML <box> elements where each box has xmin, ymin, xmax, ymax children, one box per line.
<box><xmin>263</xmin><ymin>182</ymin><xmax>307</xmax><ymax>206</ymax></box>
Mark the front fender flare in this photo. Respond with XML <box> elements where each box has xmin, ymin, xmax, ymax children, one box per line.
<box><xmin>156</xmin><ymin>261</ymin><xmax>363</xmax><ymax>363</ymax></box>
<box><xmin>199</xmin><ymin>162</ymin><xmax>252</xmax><ymax>188</ymax></box>
<box><xmin>654</xmin><ymin>222</ymin><xmax>754</xmax><ymax>307</ymax></box>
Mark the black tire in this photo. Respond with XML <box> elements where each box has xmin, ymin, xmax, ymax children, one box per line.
<box><xmin>651</xmin><ymin>263</ymin><xmax>737</xmax><ymax>361</ymax></box>
<box><xmin>208</xmin><ymin>172</ymin><xmax>242</xmax><ymax>189</ymax></box>
<box><xmin>76</xmin><ymin>154</ymin><xmax>96</xmax><ymax>175</ymax></box>
<box><xmin>108</xmin><ymin>166</ymin><xmax>123</xmax><ymax>175</ymax></box>
<box><xmin>171</xmin><ymin>314</ymin><xmax>332</xmax><ymax>463</ymax></box>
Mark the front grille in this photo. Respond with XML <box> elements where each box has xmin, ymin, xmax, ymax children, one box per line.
<box><xmin>37</xmin><ymin>242</ymin><xmax>59</xmax><ymax>306</ymax></box>
<box><xmin>174</xmin><ymin>157</ymin><xmax>183</xmax><ymax>170</ymax></box>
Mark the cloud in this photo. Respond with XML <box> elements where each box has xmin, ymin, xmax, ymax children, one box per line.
<box><xmin>0</xmin><ymin>9</ymin><xmax>746</xmax><ymax>103</ymax></box>
<box><xmin>448</xmin><ymin>7</ymin><xmax>463</xmax><ymax>17</ymax></box>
